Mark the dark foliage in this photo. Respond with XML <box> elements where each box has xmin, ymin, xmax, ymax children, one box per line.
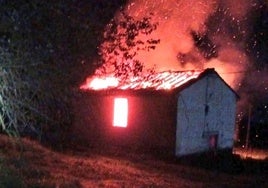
<box><xmin>0</xmin><ymin>0</ymin><xmax>126</xmax><ymax>145</ymax></box>
<box><xmin>97</xmin><ymin>10</ymin><xmax>160</xmax><ymax>81</ymax></box>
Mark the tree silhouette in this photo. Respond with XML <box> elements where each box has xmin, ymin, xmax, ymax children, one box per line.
<box><xmin>97</xmin><ymin>10</ymin><xmax>160</xmax><ymax>81</ymax></box>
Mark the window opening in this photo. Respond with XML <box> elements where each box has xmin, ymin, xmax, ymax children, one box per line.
<box><xmin>113</xmin><ymin>98</ymin><xmax>128</xmax><ymax>127</ymax></box>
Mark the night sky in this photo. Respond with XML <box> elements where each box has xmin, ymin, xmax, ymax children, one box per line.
<box><xmin>0</xmin><ymin>0</ymin><xmax>267</xmax><ymax>146</ymax></box>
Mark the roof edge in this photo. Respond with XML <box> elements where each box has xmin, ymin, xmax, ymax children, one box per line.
<box><xmin>193</xmin><ymin>68</ymin><xmax>240</xmax><ymax>99</ymax></box>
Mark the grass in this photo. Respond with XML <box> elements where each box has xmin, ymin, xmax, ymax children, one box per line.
<box><xmin>0</xmin><ymin>158</ymin><xmax>25</xmax><ymax>188</ymax></box>
<box><xmin>0</xmin><ymin>134</ymin><xmax>267</xmax><ymax>187</ymax></box>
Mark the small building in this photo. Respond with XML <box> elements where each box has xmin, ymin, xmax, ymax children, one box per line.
<box><xmin>72</xmin><ymin>68</ymin><xmax>238</xmax><ymax>157</ymax></box>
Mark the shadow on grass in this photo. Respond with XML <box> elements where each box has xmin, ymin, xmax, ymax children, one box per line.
<box><xmin>175</xmin><ymin>149</ymin><xmax>268</xmax><ymax>175</ymax></box>
<box><xmin>82</xmin><ymin>143</ymin><xmax>268</xmax><ymax>176</ymax></box>
<box><xmin>43</xmin><ymin>134</ymin><xmax>268</xmax><ymax>178</ymax></box>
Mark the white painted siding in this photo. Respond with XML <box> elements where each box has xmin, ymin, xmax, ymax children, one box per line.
<box><xmin>175</xmin><ymin>73</ymin><xmax>237</xmax><ymax>156</ymax></box>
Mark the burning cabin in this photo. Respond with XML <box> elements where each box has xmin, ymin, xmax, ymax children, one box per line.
<box><xmin>73</xmin><ymin>68</ymin><xmax>238</xmax><ymax>156</ymax></box>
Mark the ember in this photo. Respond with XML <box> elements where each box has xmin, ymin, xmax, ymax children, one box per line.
<box><xmin>80</xmin><ymin>70</ymin><xmax>201</xmax><ymax>90</ymax></box>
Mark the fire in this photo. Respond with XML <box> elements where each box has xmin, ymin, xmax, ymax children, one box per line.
<box><xmin>233</xmin><ymin>147</ymin><xmax>268</xmax><ymax>160</ymax></box>
<box><xmin>81</xmin><ymin>0</ymin><xmax>260</xmax><ymax>91</ymax></box>
<box><xmin>80</xmin><ymin>70</ymin><xmax>201</xmax><ymax>91</ymax></box>
<box><xmin>80</xmin><ymin>76</ymin><xmax>119</xmax><ymax>90</ymax></box>
<box><xmin>101</xmin><ymin>0</ymin><xmax>256</xmax><ymax>90</ymax></box>
<box><xmin>113</xmin><ymin>98</ymin><xmax>128</xmax><ymax>127</ymax></box>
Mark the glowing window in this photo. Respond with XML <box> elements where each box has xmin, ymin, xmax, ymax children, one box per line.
<box><xmin>113</xmin><ymin>98</ymin><xmax>128</xmax><ymax>127</ymax></box>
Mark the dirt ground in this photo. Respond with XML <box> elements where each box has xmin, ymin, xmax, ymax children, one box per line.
<box><xmin>0</xmin><ymin>134</ymin><xmax>267</xmax><ymax>187</ymax></box>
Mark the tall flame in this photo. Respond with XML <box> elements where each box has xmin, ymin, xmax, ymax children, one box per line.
<box><xmin>82</xmin><ymin>0</ymin><xmax>264</xmax><ymax>95</ymax></box>
<box><xmin>96</xmin><ymin>0</ymin><xmax>258</xmax><ymax>89</ymax></box>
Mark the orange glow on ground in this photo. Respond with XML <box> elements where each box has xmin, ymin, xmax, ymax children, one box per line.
<box><xmin>113</xmin><ymin>98</ymin><xmax>128</xmax><ymax>127</ymax></box>
<box><xmin>233</xmin><ymin>148</ymin><xmax>268</xmax><ymax>160</ymax></box>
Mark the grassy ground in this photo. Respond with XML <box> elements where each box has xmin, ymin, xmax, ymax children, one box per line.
<box><xmin>0</xmin><ymin>134</ymin><xmax>267</xmax><ymax>188</ymax></box>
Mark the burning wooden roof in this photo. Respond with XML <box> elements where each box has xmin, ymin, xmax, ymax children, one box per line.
<box><xmin>80</xmin><ymin>69</ymin><xmax>203</xmax><ymax>91</ymax></box>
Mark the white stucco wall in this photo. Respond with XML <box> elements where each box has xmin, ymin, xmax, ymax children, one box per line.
<box><xmin>175</xmin><ymin>73</ymin><xmax>237</xmax><ymax>156</ymax></box>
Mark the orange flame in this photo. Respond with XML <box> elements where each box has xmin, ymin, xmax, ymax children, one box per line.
<box><xmin>80</xmin><ymin>76</ymin><xmax>119</xmax><ymax>90</ymax></box>
<box><xmin>80</xmin><ymin>70</ymin><xmax>201</xmax><ymax>91</ymax></box>
<box><xmin>107</xmin><ymin>0</ymin><xmax>254</xmax><ymax>90</ymax></box>
<box><xmin>81</xmin><ymin>0</ymin><xmax>257</xmax><ymax>91</ymax></box>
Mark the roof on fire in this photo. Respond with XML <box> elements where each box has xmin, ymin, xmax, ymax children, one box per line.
<box><xmin>81</xmin><ymin>68</ymin><xmax>239</xmax><ymax>98</ymax></box>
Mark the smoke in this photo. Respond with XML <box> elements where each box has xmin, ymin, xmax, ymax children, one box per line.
<box><xmin>106</xmin><ymin>0</ymin><xmax>262</xmax><ymax>89</ymax></box>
